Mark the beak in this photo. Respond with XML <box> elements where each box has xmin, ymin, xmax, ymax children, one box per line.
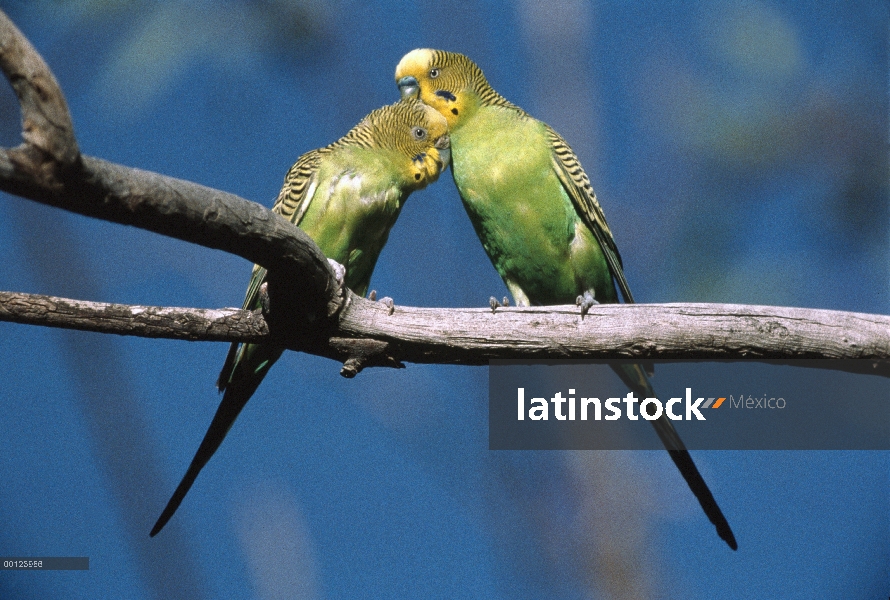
<box><xmin>397</xmin><ymin>75</ymin><xmax>420</xmax><ymax>100</ymax></box>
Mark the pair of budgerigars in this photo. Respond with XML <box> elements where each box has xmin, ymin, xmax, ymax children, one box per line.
<box><xmin>150</xmin><ymin>49</ymin><xmax>737</xmax><ymax>550</ymax></box>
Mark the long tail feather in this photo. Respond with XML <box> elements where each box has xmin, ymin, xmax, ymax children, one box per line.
<box><xmin>612</xmin><ymin>363</ymin><xmax>738</xmax><ymax>550</ymax></box>
<box><xmin>150</xmin><ymin>344</ymin><xmax>283</xmax><ymax>536</ymax></box>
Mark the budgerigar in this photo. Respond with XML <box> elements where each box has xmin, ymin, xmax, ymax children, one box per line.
<box><xmin>395</xmin><ymin>49</ymin><xmax>736</xmax><ymax>549</ymax></box>
<box><xmin>150</xmin><ymin>99</ymin><xmax>450</xmax><ymax>536</ymax></box>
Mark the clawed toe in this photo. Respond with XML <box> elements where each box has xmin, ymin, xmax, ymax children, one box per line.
<box><xmin>489</xmin><ymin>296</ymin><xmax>511</xmax><ymax>313</ymax></box>
<box><xmin>367</xmin><ymin>290</ymin><xmax>394</xmax><ymax>314</ymax></box>
<box><xmin>575</xmin><ymin>290</ymin><xmax>598</xmax><ymax>318</ymax></box>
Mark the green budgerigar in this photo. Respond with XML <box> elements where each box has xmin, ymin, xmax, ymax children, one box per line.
<box><xmin>150</xmin><ymin>99</ymin><xmax>450</xmax><ymax>536</ymax></box>
<box><xmin>395</xmin><ymin>49</ymin><xmax>737</xmax><ymax>549</ymax></box>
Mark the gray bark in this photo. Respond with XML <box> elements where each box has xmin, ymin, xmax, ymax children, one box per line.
<box><xmin>2</xmin><ymin>291</ymin><xmax>887</xmax><ymax>376</ymax></box>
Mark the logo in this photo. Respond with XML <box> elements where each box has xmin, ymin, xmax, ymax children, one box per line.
<box><xmin>515</xmin><ymin>387</ymin><xmax>784</xmax><ymax>422</ymax></box>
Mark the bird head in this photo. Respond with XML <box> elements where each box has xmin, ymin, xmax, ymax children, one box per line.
<box><xmin>409</xmin><ymin>101</ymin><xmax>450</xmax><ymax>187</ymax></box>
<box><xmin>365</xmin><ymin>99</ymin><xmax>450</xmax><ymax>189</ymax></box>
<box><xmin>395</xmin><ymin>48</ymin><xmax>485</xmax><ymax>130</ymax></box>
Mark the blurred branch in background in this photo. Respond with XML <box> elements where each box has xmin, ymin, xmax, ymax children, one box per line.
<box><xmin>83</xmin><ymin>0</ymin><xmax>335</xmax><ymax>122</ymax></box>
<box><xmin>629</xmin><ymin>0</ymin><xmax>888</xmax><ymax>306</ymax></box>
<box><xmin>5</xmin><ymin>201</ymin><xmax>210</xmax><ymax>599</ymax></box>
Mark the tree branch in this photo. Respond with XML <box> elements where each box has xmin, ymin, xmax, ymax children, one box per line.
<box><xmin>0</xmin><ymin>290</ymin><xmax>269</xmax><ymax>342</ymax></box>
<box><xmin>2</xmin><ymin>291</ymin><xmax>887</xmax><ymax>376</ymax></box>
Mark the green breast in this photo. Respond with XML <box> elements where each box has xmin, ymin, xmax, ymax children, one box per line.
<box><xmin>298</xmin><ymin>148</ymin><xmax>407</xmax><ymax>296</ymax></box>
<box><xmin>450</xmin><ymin>107</ymin><xmax>615</xmax><ymax>305</ymax></box>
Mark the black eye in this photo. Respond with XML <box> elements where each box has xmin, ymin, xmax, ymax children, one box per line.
<box><xmin>429</xmin><ymin>68</ymin><xmax>440</xmax><ymax>79</ymax></box>
<box><xmin>412</xmin><ymin>127</ymin><xmax>427</xmax><ymax>140</ymax></box>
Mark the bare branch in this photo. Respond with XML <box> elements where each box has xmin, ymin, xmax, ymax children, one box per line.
<box><xmin>0</xmin><ymin>290</ymin><xmax>269</xmax><ymax>342</ymax></box>
<box><xmin>336</xmin><ymin>299</ymin><xmax>890</xmax><ymax>365</ymax></box>
<box><xmin>3</xmin><ymin>291</ymin><xmax>887</xmax><ymax>376</ymax></box>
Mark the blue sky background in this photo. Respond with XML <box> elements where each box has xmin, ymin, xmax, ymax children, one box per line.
<box><xmin>0</xmin><ymin>1</ymin><xmax>887</xmax><ymax>598</ymax></box>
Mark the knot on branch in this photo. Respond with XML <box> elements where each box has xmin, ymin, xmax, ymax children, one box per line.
<box><xmin>331</xmin><ymin>337</ymin><xmax>404</xmax><ymax>378</ymax></box>
<box><xmin>2</xmin><ymin>12</ymin><xmax>80</xmax><ymax>188</ymax></box>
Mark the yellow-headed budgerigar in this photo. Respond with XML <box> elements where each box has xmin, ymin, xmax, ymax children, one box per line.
<box><xmin>395</xmin><ymin>49</ymin><xmax>736</xmax><ymax>549</ymax></box>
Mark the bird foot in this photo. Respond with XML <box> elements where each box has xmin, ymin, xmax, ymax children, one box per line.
<box><xmin>368</xmin><ymin>290</ymin><xmax>394</xmax><ymax>314</ymax></box>
<box><xmin>381</xmin><ymin>296</ymin><xmax>395</xmax><ymax>315</ymax></box>
<box><xmin>489</xmin><ymin>296</ymin><xmax>509</xmax><ymax>313</ymax></box>
<box><xmin>575</xmin><ymin>290</ymin><xmax>598</xmax><ymax>318</ymax></box>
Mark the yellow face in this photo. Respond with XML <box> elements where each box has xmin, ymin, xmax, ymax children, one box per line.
<box><xmin>365</xmin><ymin>99</ymin><xmax>450</xmax><ymax>189</ymax></box>
<box><xmin>405</xmin><ymin>101</ymin><xmax>450</xmax><ymax>188</ymax></box>
<box><xmin>395</xmin><ymin>48</ymin><xmax>471</xmax><ymax>130</ymax></box>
